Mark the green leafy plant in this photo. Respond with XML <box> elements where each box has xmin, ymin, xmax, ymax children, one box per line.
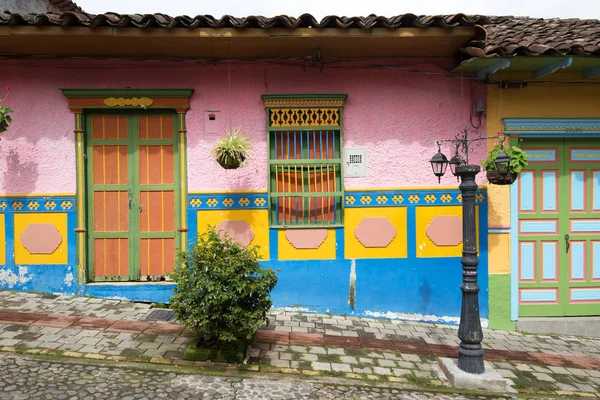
<box><xmin>211</xmin><ymin>129</ymin><xmax>251</xmax><ymax>169</ymax></box>
<box><xmin>0</xmin><ymin>86</ymin><xmax>13</xmax><ymax>133</ymax></box>
<box><xmin>482</xmin><ymin>142</ymin><xmax>529</xmax><ymax>174</ymax></box>
<box><xmin>170</xmin><ymin>226</ymin><xmax>277</xmax><ymax>350</ymax></box>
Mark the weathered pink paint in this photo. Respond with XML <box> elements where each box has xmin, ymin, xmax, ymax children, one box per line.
<box><xmin>0</xmin><ymin>59</ymin><xmax>486</xmax><ymax>194</ymax></box>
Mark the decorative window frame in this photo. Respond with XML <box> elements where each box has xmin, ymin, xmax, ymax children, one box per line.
<box><xmin>262</xmin><ymin>94</ymin><xmax>347</xmax><ymax>228</ymax></box>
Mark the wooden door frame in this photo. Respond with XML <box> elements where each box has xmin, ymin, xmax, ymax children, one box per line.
<box><xmin>62</xmin><ymin>88</ymin><xmax>193</xmax><ymax>285</ymax></box>
<box><xmin>504</xmin><ymin>118</ymin><xmax>600</xmax><ymax>320</ymax></box>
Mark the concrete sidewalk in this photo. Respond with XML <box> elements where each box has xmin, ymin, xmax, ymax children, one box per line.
<box><xmin>1</xmin><ymin>290</ymin><xmax>599</xmax><ymax>398</ymax></box>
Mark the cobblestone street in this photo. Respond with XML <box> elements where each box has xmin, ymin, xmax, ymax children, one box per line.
<box><xmin>0</xmin><ymin>353</ymin><xmax>514</xmax><ymax>400</ymax></box>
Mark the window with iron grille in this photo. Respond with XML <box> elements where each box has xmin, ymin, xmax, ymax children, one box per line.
<box><xmin>262</xmin><ymin>94</ymin><xmax>347</xmax><ymax>228</ymax></box>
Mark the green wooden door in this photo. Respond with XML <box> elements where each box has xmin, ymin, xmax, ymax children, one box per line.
<box><xmin>518</xmin><ymin>139</ymin><xmax>600</xmax><ymax>316</ymax></box>
<box><xmin>85</xmin><ymin>112</ymin><xmax>181</xmax><ymax>282</ymax></box>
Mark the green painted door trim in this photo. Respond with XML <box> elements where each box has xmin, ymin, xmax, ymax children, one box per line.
<box><xmin>84</xmin><ymin>110</ymin><xmax>183</xmax><ymax>282</ymax></box>
<box><xmin>62</xmin><ymin>89</ymin><xmax>195</xmax><ymax>98</ymax></box>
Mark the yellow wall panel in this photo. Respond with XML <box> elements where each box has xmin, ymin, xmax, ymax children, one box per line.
<box><xmin>416</xmin><ymin>206</ymin><xmax>479</xmax><ymax>258</ymax></box>
<box><xmin>0</xmin><ymin>214</ymin><xmax>5</xmax><ymax>265</ymax></box>
<box><xmin>14</xmin><ymin>213</ymin><xmax>68</xmax><ymax>265</ymax></box>
<box><xmin>488</xmin><ymin>233</ymin><xmax>510</xmax><ymax>274</ymax></box>
<box><xmin>344</xmin><ymin>207</ymin><xmax>407</xmax><ymax>259</ymax></box>
<box><xmin>278</xmin><ymin>229</ymin><xmax>336</xmax><ymax>261</ymax></box>
<box><xmin>196</xmin><ymin>209</ymin><xmax>269</xmax><ymax>260</ymax></box>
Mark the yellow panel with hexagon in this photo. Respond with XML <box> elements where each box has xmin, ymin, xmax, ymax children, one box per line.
<box><xmin>278</xmin><ymin>228</ymin><xmax>336</xmax><ymax>260</ymax></box>
<box><xmin>196</xmin><ymin>209</ymin><xmax>269</xmax><ymax>260</ymax></box>
<box><xmin>14</xmin><ymin>213</ymin><xmax>68</xmax><ymax>264</ymax></box>
<box><xmin>344</xmin><ymin>207</ymin><xmax>407</xmax><ymax>259</ymax></box>
<box><xmin>416</xmin><ymin>206</ymin><xmax>479</xmax><ymax>258</ymax></box>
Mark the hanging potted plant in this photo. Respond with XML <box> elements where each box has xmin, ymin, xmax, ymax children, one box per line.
<box><xmin>0</xmin><ymin>86</ymin><xmax>13</xmax><ymax>133</ymax></box>
<box><xmin>211</xmin><ymin>129</ymin><xmax>251</xmax><ymax>170</ymax></box>
<box><xmin>482</xmin><ymin>139</ymin><xmax>528</xmax><ymax>185</ymax></box>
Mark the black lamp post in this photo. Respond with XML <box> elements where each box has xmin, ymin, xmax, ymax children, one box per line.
<box><xmin>428</xmin><ymin>129</ymin><xmax>511</xmax><ymax>375</ymax></box>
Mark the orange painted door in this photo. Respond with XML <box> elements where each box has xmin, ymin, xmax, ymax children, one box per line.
<box><xmin>86</xmin><ymin>113</ymin><xmax>180</xmax><ymax>281</ymax></box>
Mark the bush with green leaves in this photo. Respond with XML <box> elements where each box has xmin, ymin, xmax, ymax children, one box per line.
<box><xmin>170</xmin><ymin>226</ymin><xmax>277</xmax><ymax>348</ymax></box>
<box><xmin>482</xmin><ymin>142</ymin><xmax>528</xmax><ymax>174</ymax></box>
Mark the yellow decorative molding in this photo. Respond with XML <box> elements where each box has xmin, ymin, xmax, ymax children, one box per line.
<box><xmin>103</xmin><ymin>97</ymin><xmax>154</xmax><ymax>108</ymax></box>
<box><xmin>270</xmin><ymin>108</ymin><xmax>340</xmax><ymax>127</ymax></box>
<box><xmin>264</xmin><ymin>99</ymin><xmax>345</xmax><ymax>108</ymax></box>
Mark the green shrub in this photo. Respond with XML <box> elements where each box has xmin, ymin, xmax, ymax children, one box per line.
<box><xmin>170</xmin><ymin>226</ymin><xmax>277</xmax><ymax>349</ymax></box>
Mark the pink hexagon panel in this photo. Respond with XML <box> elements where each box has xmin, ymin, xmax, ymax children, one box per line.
<box><xmin>20</xmin><ymin>224</ymin><xmax>63</xmax><ymax>254</ymax></box>
<box><xmin>216</xmin><ymin>220</ymin><xmax>255</xmax><ymax>247</ymax></box>
<box><xmin>285</xmin><ymin>229</ymin><xmax>328</xmax><ymax>249</ymax></box>
<box><xmin>426</xmin><ymin>215</ymin><xmax>463</xmax><ymax>246</ymax></box>
<box><xmin>355</xmin><ymin>217</ymin><xmax>397</xmax><ymax>248</ymax></box>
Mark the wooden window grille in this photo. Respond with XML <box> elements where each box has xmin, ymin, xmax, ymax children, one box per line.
<box><xmin>263</xmin><ymin>94</ymin><xmax>346</xmax><ymax>228</ymax></box>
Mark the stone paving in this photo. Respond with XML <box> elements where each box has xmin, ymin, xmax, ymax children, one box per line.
<box><xmin>0</xmin><ymin>353</ymin><xmax>517</xmax><ymax>400</ymax></box>
<box><xmin>1</xmin><ymin>290</ymin><xmax>600</xmax><ymax>398</ymax></box>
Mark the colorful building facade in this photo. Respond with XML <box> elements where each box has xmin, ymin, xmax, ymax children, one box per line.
<box><xmin>1</xmin><ymin>11</ymin><xmax>598</xmax><ymax>330</ymax></box>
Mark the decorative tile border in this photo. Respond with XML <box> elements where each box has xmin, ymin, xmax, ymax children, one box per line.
<box><xmin>187</xmin><ymin>190</ymin><xmax>487</xmax><ymax>210</ymax></box>
<box><xmin>504</xmin><ymin>118</ymin><xmax>600</xmax><ymax>137</ymax></box>
<box><xmin>188</xmin><ymin>194</ymin><xmax>268</xmax><ymax>210</ymax></box>
<box><xmin>344</xmin><ymin>189</ymin><xmax>486</xmax><ymax>207</ymax></box>
<box><xmin>0</xmin><ymin>197</ymin><xmax>76</xmax><ymax>213</ymax></box>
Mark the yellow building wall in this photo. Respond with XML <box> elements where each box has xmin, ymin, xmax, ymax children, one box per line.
<box><xmin>14</xmin><ymin>213</ymin><xmax>68</xmax><ymax>265</ymax></box>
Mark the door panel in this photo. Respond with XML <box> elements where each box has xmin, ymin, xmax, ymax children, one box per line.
<box><xmin>564</xmin><ymin>139</ymin><xmax>600</xmax><ymax>315</ymax></box>
<box><xmin>136</xmin><ymin>115</ymin><xmax>178</xmax><ymax>280</ymax></box>
<box><xmin>86</xmin><ymin>113</ymin><xmax>179</xmax><ymax>282</ymax></box>
<box><xmin>517</xmin><ymin>140</ymin><xmax>564</xmax><ymax>316</ymax></box>
<box><xmin>518</xmin><ymin>138</ymin><xmax>600</xmax><ymax>316</ymax></box>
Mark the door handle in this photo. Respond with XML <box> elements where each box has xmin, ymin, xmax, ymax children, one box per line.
<box><xmin>128</xmin><ymin>198</ymin><xmax>132</xmax><ymax>209</ymax></box>
<box><xmin>565</xmin><ymin>234</ymin><xmax>570</xmax><ymax>253</ymax></box>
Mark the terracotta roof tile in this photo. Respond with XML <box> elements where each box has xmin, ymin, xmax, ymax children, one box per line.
<box><xmin>0</xmin><ymin>11</ymin><xmax>487</xmax><ymax>31</ymax></box>
<box><xmin>464</xmin><ymin>16</ymin><xmax>600</xmax><ymax>57</ymax></box>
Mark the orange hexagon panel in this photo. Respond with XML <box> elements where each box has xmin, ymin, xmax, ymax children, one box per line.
<box><xmin>216</xmin><ymin>220</ymin><xmax>255</xmax><ymax>247</ymax></box>
<box><xmin>354</xmin><ymin>217</ymin><xmax>397</xmax><ymax>248</ymax></box>
<box><xmin>285</xmin><ymin>229</ymin><xmax>328</xmax><ymax>249</ymax></box>
<box><xmin>426</xmin><ymin>215</ymin><xmax>463</xmax><ymax>246</ymax></box>
<box><xmin>20</xmin><ymin>224</ymin><xmax>63</xmax><ymax>254</ymax></box>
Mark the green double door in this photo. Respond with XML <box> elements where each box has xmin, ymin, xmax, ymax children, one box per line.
<box><xmin>85</xmin><ymin>112</ymin><xmax>181</xmax><ymax>281</ymax></box>
<box><xmin>518</xmin><ymin>138</ymin><xmax>600</xmax><ymax>316</ymax></box>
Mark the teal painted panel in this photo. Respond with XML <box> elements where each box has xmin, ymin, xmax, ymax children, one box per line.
<box><xmin>520</xmin><ymin>172</ymin><xmax>534</xmax><ymax>211</ymax></box>
<box><xmin>594</xmin><ymin>242</ymin><xmax>600</xmax><ymax>280</ymax></box>
<box><xmin>571</xmin><ymin>171</ymin><xmax>585</xmax><ymax>211</ymax></box>
<box><xmin>528</xmin><ymin>150</ymin><xmax>556</xmax><ymax>162</ymax></box>
<box><xmin>521</xmin><ymin>289</ymin><xmax>557</xmax><ymax>302</ymax></box>
<box><xmin>520</xmin><ymin>242</ymin><xmax>535</xmax><ymax>280</ymax></box>
<box><xmin>521</xmin><ymin>220</ymin><xmax>557</xmax><ymax>234</ymax></box>
<box><xmin>572</xmin><ymin>220</ymin><xmax>600</xmax><ymax>232</ymax></box>
<box><xmin>504</xmin><ymin>118</ymin><xmax>600</xmax><ymax>137</ymax></box>
<box><xmin>571</xmin><ymin>289</ymin><xmax>600</xmax><ymax>301</ymax></box>
<box><xmin>594</xmin><ymin>172</ymin><xmax>600</xmax><ymax>210</ymax></box>
<box><xmin>542</xmin><ymin>242</ymin><xmax>557</xmax><ymax>280</ymax></box>
<box><xmin>570</xmin><ymin>242</ymin><xmax>585</xmax><ymax>280</ymax></box>
<box><xmin>542</xmin><ymin>172</ymin><xmax>557</xmax><ymax>211</ymax></box>
<box><xmin>571</xmin><ymin>149</ymin><xmax>600</xmax><ymax>162</ymax></box>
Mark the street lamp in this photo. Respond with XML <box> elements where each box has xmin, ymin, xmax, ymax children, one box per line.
<box><xmin>429</xmin><ymin>128</ymin><xmax>511</xmax><ymax>375</ymax></box>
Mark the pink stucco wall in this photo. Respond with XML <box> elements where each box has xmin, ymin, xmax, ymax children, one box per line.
<box><xmin>0</xmin><ymin>59</ymin><xmax>486</xmax><ymax>194</ymax></box>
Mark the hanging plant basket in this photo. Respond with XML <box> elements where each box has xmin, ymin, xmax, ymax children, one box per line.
<box><xmin>216</xmin><ymin>154</ymin><xmax>246</xmax><ymax>170</ymax></box>
<box><xmin>211</xmin><ymin>129</ymin><xmax>251</xmax><ymax>170</ymax></box>
<box><xmin>486</xmin><ymin>169</ymin><xmax>518</xmax><ymax>185</ymax></box>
